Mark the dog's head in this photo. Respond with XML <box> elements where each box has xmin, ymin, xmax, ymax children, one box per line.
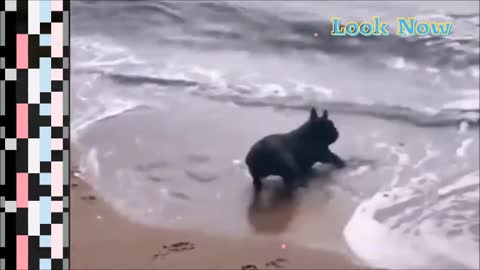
<box><xmin>305</xmin><ymin>108</ymin><xmax>339</xmax><ymax>145</ymax></box>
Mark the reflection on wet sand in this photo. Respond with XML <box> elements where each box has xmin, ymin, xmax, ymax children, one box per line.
<box><xmin>247</xmin><ymin>183</ymin><xmax>300</xmax><ymax>234</ymax></box>
<box><xmin>246</xmin><ymin>166</ymin><xmax>337</xmax><ymax>235</ymax></box>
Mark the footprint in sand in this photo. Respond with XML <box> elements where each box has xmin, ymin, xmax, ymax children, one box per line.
<box><xmin>169</xmin><ymin>191</ymin><xmax>191</xmax><ymax>201</ymax></box>
<box><xmin>241</xmin><ymin>258</ymin><xmax>288</xmax><ymax>270</ymax></box>
<box><xmin>184</xmin><ymin>169</ymin><xmax>219</xmax><ymax>183</ymax></box>
<box><xmin>135</xmin><ymin>161</ymin><xmax>173</xmax><ymax>183</ymax></box>
<box><xmin>80</xmin><ymin>195</ymin><xmax>96</xmax><ymax>201</ymax></box>
<box><xmin>165</xmin><ymin>241</ymin><xmax>195</xmax><ymax>252</ymax></box>
<box><xmin>265</xmin><ymin>258</ymin><xmax>288</xmax><ymax>268</ymax></box>
<box><xmin>185</xmin><ymin>154</ymin><xmax>211</xmax><ymax>164</ymax></box>
<box><xmin>184</xmin><ymin>154</ymin><xmax>221</xmax><ymax>183</ymax></box>
<box><xmin>147</xmin><ymin>175</ymin><xmax>169</xmax><ymax>183</ymax></box>
<box><xmin>135</xmin><ymin>161</ymin><xmax>170</xmax><ymax>172</ymax></box>
<box><xmin>152</xmin><ymin>241</ymin><xmax>196</xmax><ymax>260</ymax></box>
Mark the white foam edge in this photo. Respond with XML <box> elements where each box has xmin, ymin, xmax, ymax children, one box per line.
<box><xmin>438</xmin><ymin>170</ymin><xmax>479</xmax><ymax>196</ymax></box>
<box><xmin>72</xmin><ymin>99</ymin><xmax>140</xmax><ymax>137</ymax></box>
<box><xmin>443</xmin><ymin>99</ymin><xmax>480</xmax><ymax>111</ymax></box>
<box><xmin>419</xmin><ymin>219</ymin><xmax>480</xmax><ymax>269</ymax></box>
<box><xmin>343</xmin><ymin>196</ymin><xmax>438</xmax><ymax>269</ymax></box>
<box><xmin>78</xmin><ymin>147</ymin><xmax>100</xmax><ymax>183</ymax></box>
<box><xmin>345</xmin><ymin>171</ymin><xmax>480</xmax><ymax>269</ymax></box>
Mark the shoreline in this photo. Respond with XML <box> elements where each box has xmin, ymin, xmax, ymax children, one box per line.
<box><xmin>70</xmin><ymin>89</ymin><xmax>479</xmax><ymax>270</ymax></box>
<box><xmin>70</xmin><ymin>171</ymin><xmax>370</xmax><ymax>269</ymax></box>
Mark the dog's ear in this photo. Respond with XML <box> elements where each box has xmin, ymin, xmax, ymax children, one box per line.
<box><xmin>309</xmin><ymin>107</ymin><xmax>318</xmax><ymax>121</ymax></box>
<box><xmin>321</xmin><ymin>109</ymin><xmax>329</xmax><ymax>120</ymax></box>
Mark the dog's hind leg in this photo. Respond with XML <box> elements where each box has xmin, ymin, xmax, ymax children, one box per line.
<box><xmin>252</xmin><ymin>176</ymin><xmax>263</xmax><ymax>192</ymax></box>
<box><xmin>246</xmin><ymin>161</ymin><xmax>264</xmax><ymax>192</ymax></box>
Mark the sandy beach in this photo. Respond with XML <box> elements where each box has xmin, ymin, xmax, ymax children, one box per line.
<box><xmin>70</xmin><ymin>172</ymin><xmax>368</xmax><ymax>269</ymax></box>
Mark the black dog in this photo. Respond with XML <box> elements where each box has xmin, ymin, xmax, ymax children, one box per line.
<box><xmin>245</xmin><ymin>108</ymin><xmax>345</xmax><ymax>192</ymax></box>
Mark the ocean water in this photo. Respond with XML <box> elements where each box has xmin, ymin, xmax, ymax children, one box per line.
<box><xmin>72</xmin><ymin>1</ymin><xmax>479</xmax><ymax>269</ymax></box>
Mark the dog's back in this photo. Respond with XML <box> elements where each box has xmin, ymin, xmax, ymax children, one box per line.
<box><xmin>245</xmin><ymin>134</ymin><xmax>287</xmax><ymax>179</ymax></box>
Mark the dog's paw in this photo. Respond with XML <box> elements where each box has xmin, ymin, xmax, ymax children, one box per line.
<box><xmin>336</xmin><ymin>161</ymin><xmax>347</xmax><ymax>169</ymax></box>
<box><xmin>153</xmin><ymin>241</ymin><xmax>196</xmax><ymax>260</ymax></box>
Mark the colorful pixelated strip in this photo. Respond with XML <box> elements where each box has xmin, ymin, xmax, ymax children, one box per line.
<box><xmin>0</xmin><ymin>0</ymin><xmax>70</xmax><ymax>269</ymax></box>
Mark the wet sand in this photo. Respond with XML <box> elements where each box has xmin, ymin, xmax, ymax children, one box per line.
<box><xmin>71</xmin><ymin>90</ymin><xmax>371</xmax><ymax>255</ymax></box>
<box><xmin>71</xmin><ymin>173</ymin><xmax>368</xmax><ymax>269</ymax></box>
<box><xmin>70</xmin><ymin>90</ymin><xmax>372</xmax><ymax>269</ymax></box>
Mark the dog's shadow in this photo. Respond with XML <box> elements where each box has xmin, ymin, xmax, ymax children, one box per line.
<box><xmin>246</xmin><ymin>158</ymin><xmax>373</xmax><ymax>235</ymax></box>
<box><xmin>246</xmin><ymin>165</ymin><xmax>342</xmax><ymax>235</ymax></box>
<box><xmin>247</xmin><ymin>184</ymin><xmax>300</xmax><ymax>235</ymax></box>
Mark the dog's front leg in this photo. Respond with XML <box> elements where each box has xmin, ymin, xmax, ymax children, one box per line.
<box><xmin>278</xmin><ymin>154</ymin><xmax>304</xmax><ymax>192</ymax></box>
<box><xmin>327</xmin><ymin>151</ymin><xmax>346</xmax><ymax>168</ymax></box>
